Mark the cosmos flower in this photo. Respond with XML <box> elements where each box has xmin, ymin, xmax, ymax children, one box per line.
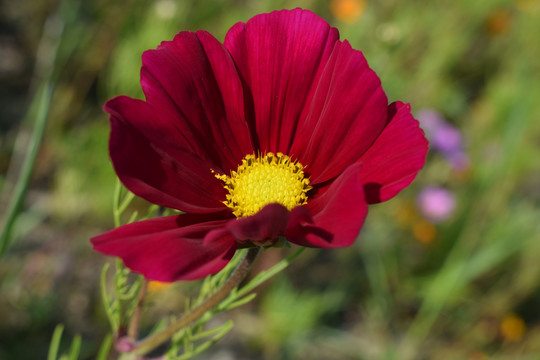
<box><xmin>91</xmin><ymin>9</ymin><xmax>428</xmax><ymax>282</ymax></box>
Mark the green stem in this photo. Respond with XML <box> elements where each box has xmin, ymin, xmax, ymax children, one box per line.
<box><xmin>0</xmin><ymin>12</ymin><xmax>63</xmax><ymax>257</ymax></box>
<box><xmin>232</xmin><ymin>246</ymin><xmax>304</xmax><ymax>300</ymax></box>
<box><xmin>0</xmin><ymin>83</ymin><xmax>53</xmax><ymax>257</ymax></box>
<box><xmin>127</xmin><ymin>279</ymin><xmax>148</xmax><ymax>340</ymax></box>
<box><xmin>131</xmin><ymin>247</ymin><xmax>260</xmax><ymax>357</ymax></box>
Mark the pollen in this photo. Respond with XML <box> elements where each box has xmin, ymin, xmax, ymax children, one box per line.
<box><xmin>214</xmin><ymin>153</ymin><xmax>312</xmax><ymax>218</ymax></box>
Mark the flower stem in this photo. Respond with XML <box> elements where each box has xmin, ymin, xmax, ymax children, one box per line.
<box><xmin>127</xmin><ymin>278</ymin><xmax>148</xmax><ymax>340</ymax></box>
<box><xmin>131</xmin><ymin>247</ymin><xmax>260</xmax><ymax>357</ymax></box>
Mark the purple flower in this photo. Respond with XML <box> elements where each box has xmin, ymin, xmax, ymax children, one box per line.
<box><xmin>431</xmin><ymin>124</ymin><xmax>463</xmax><ymax>154</ymax></box>
<box><xmin>417</xmin><ymin>109</ymin><xmax>469</xmax><ymax>171</ymax></box>
<box><xmin>417</xmin><ymin>186</ymin><xmax>456</xmax><ymax>223</ymax></box>
<box><xmin>445</xmin><ymin>150</ymin><xmax>469</xmax><ymax>172</ymax></box>
<box><xmin>416</xmin><ymin>109</ymin><xmax>445</xmax><ymax>137</ymax></box>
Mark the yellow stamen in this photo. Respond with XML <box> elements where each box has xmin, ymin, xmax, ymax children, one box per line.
<box><xmin>214</xmin><ymin>153</ymin><xmax>312</xmax><ymax>218</ymax></box>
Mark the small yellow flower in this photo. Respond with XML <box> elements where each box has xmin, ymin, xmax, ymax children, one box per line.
<box><xmin>413</xmin><ymin>220</ymin><xmax>436</xmax><ymax>245</ymax></box>
<box><xmin>486</xmin><ymin>8</ymin><xmax>512</xmax><ymax>35</ymax></box>
<box><xmin>147</xmin><ymin>280</ymin><xmax>173</xmax><ymax>293</ymax></box>
<box><xmin>500</xmin><ymin>314</ymin><xmax>526</xmax><ymax>341</ymax></box>
<box><xmin>330</xmin><ymin>0</ymin><xmax>366</xmax><ymax>23</ymax></box>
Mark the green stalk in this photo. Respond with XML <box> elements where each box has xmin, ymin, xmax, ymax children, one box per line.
<box><xmin>0</xmin><ymin>12</ymin><xmax>63</xmax><ymax>257</ymax></box>
<box><xmin>0</xmin><ymin>83</ymin><xmax>54</xmax><ymax>257</ymax></box>
<box><xmin>131</xmin><ymin>247</ymin><xmax>260</xmax><ymax>356</ymax></box>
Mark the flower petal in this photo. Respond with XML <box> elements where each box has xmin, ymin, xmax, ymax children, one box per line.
<box><xmin>224</xmin><ymin>203</ymin><xmax>291</xmax><ymax>244</ymax></box>
<box><xmin>91</xmin><ymin>215</ymin><xmax>237</xmax><ymax>282</ymax></box>
<box><xmin>288</xmin><ymin>162</ymin><xmax>368</xmax><ymax>248</ymax></box>
<box><xmin>358</xmin><ymin>101</ymin><xmax>429</xmax><ymax>203</ymax></box>
<box><xmin>224</xmin><ymin>8</ymin><xmax>339</xmax><ymax>153</ymax></box>
<box><xmin>291</xmin><ymin>40</ymin><xmax>388</xmax><ymax>184</ymax></box>
<box><xmin>141</xmin><ymin>30</ymin><xmax>253</xmax><ymax>171</ymax></box>
<box><xmin>106</xmin><ymin>99</ymin><xmax>228</xmax><ymax>213</ymax></box>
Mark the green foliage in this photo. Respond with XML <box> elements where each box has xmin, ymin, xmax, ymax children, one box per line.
<box><xmin>156</xmin><ymin>248</ymin><xmax>306</xmax><ymax>359</ymax></box>
<box><xmin>47</xmin><ymin>325</ymin><xmax>82</xmax><ymax>360</ymax></box>
<box><xmin>258</xmin><ymin>278</ymin><xmax>345</xmax><ymax>356</ymax></box>
<box><xmin>0</xmin><ymin>84</ymin><xmax>54</xmax><ymax>257</ymax></box>
<box><xmin>100</xmin><ymin>262</ymin><xmax>143</xmax><ymax>335</ymax></box>
<box><xmin>96</xmin><ymin>335</ymin><xmax>113</xmax><ymax>360</ymax></box>
<box><xmin>100</xmin><ymin>181</ymin><xmax>146</xmax><ymax>335</ymax></box>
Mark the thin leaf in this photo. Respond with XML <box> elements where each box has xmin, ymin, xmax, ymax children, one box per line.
<box><xmin>190</xmin><ymin>320</ymin><xmax>234</xmax><ymax>342</ymax></box>
<box><xmin>68</xmin><ymin>335</ymin><xmax>81</xmax><ymax>360</ymax></box>
<box><xmin>0</xmin><ymin>83</ymin><xmax>54</xmax><ymax>257</ymax></box>
<box><xmin>48</xmin><ymin>324</ymin><xmax>64</xmax><ymax>360</ymax></box>
<box><xmin>235</xmin><ymin>247</ymin><xmax>305</xmax><ymax>299</ymax></box>
<box><xmin>118</xmin><ymin>191</ymin><xmax>135</xmax><ymax>216</ymax></box>
<box><xmin>177</xmin><ymin>321</ymin><xmax>233</xmax><ymax>360</ymax></box>
<box><xmin>113</xmin><ymin>180</ymin><xmax>122</xmax><ymax>227</ymax></box>
<box><xmin>96</xmin><ymin>334</ymin><xmax>113</xmax><ymax>360</ymax></box>
<box><xmin>100</xmin><ymin>263</ymin><xmax>119</xmax><ymax>332</ymax></box>
<box><xmin>127</xmin><ymin>211</ymin><xmax>139</xmax><ymax>224</ymax></box>
<box><xmin>113</xmin><ymin>180</ymin><xmax>136</xmax><ymax>227</ymax></box>
<box><xmin>220</xmin><ymin>293</ymin><xmax>257</xmax><ymax>311</ymax></box>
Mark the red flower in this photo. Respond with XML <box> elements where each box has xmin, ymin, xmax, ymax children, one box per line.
<box><xmin>91</xmin><ymin>9</ymin><xmax>428</xmax><ymax>282</ymax></box>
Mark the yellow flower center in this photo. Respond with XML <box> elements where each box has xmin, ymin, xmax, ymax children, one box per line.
<box><xmin>214</xmin><ymin>153</ymin><xmax>312</xmax><ymax>217</ymax></box>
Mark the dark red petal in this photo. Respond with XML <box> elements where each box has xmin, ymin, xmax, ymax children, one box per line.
<box><xmin>358</xmin><ymin>101</ymin><xmax>429</xmax><ymax>204</ymax></box>
<box><xmin>290</xmin><ymin>40</ymin><xmax>388</xmax><ymax>184</ymax></box>
<box><xmin>140</xmin><ymin>30</ymin><xmax>253</xmax><ymax>171</ymax></box>
<box><xmin>284</xmin><ymin>206</ymin><xmax>314</xmax><ymax>244</ymax></box>
<box><xmin>91</xmin><ymin>215</ymin><xmax>237</xmax><ymax>282</ymax></box>
<box><xmin>224</xmin><ymin>8</ymin><xmax>339</xmax><ymax>153</ymax></box>
<box><xmin>288</xmin><ymin>163</ymin><xmax>368</xmax><ymax>248</ymax></box>
<box><xmin>106</xmin><ymin>98</ymin><xmax>227</xmax><ymax>213</ymax></box>
<box><xmin>224</xmin><ymin>203</ymin><xmax>291</xmax><ymax>243</ymax></box>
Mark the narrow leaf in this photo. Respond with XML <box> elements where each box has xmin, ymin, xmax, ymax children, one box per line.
<box><xmin>48</xmin><ymin>324</ymin><xmax>64</xmax><ymax>360</ymax></box>
<box><xmin>68</xmin><ymin>335</ymin><xmax>81</xmax><ymax>360</ymax></box>
<box><xmin>96</xmin><ymin>334</ymin><xmax>112</xmax><ymax>360</ymax></box>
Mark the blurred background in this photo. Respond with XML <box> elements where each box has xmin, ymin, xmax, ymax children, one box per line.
<box><xmin>1</xmin><ymin>0</ymin><xmax>539</xmax><ymax>359</ymax></box>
